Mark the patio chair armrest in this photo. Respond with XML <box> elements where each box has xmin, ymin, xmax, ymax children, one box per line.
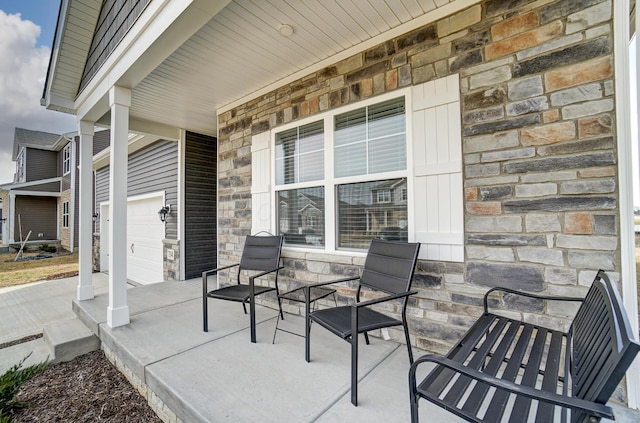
<box><xmin>408</xmin><ymin>355</ymin><xmax>613</xmax><ymax>419</ymax></box>
<box><xmin>483</xmin><ymin>287</ymin><xmax>584</xmax><ymax>313</ymax></box>
<box><xmin>202</xmin><ymin>263</ymin><xmax>240</xmax><ymax>278</ymax></box>
<box><xmin>202</xmin><ymin>263</ymin><xmax>240</xmax><ymax>294</ymax></box>
<box><xmin>248</xmin><ymin>266</ymin><xmax>285</xmax><ymax>283</ymax></box>
<box><xmin>298</xmin><ymin>277</ymin><xmax>359</xmax><ymax>295</ymax></box>
<box><xmin>354</xmin><ymin>290</ymin><xmax>417</xmax><ymax>308</ymax></box>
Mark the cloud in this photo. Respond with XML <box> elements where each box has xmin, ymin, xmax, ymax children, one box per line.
<box><xmin>0</xmin><ymin>10</ymin><xmax>76</xmax><ymax>184</ymax></box>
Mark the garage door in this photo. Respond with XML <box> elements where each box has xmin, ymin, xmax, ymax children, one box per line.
<box><xmin>100</xmin><ymin>194</ymin><xmax>165</xmax><ymax>284</ymax></box>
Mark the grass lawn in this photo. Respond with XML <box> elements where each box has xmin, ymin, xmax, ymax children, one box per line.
<box><xmin>0</xmin><ymin>251</ymin><xmax>79</xmax><ymax>289</ymax></box>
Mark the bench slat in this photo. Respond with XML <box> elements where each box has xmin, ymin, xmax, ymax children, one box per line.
<box><xmin>482</xmin><ymin>323</ymin><xmax>536</xmax><ymax>422</ymax></box>
<box><xmin>535</xmin><ymin>330</ymin><xmax>566</xmax><ymax>422</ymax></box>
<box><xmin>461</xmin><ymin>319</ymin><xmax>522</xmax><ymax>416</ymax></box>
<box><xmin>419</xmin><ymin>314</ymin><xmax>497</xmax><ymax>397</ymax></box>
<box><xmin>442</xmin><ymin>316</ymin><xmax>510</xmax><ymax>406</ymax></box>
<box><xmin>507</xmin><ymin>327</ymin><xmax>549</xmax><ymax>423</ymax></box>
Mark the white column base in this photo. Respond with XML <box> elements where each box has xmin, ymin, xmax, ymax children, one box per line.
<box><xmin>107</xmin><ymin>305</ymin><xmax>130</xmax><ymax>328</ymax></box>
<box><xmin>77</xmin><ymin>284</ymin><xmax>94</xmax><ymax>301</ymax></box>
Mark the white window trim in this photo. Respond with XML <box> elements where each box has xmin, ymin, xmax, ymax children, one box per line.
<box><xmin>63</xmin><ymin>201</ymin><xmax>69</xmax><ymax>228</ymax></box>
<box><xmin>63</xmin><ymin>143</ymin><xmax>71</xmax><ymax>175</ymax></box>
<box><xmin>271</xmin><ymin>89</ymin><xmax>413</xmax><ymax>255</ymax></box>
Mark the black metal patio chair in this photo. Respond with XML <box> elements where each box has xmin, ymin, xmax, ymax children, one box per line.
<box><xmin>301</xmin><ymin>239</ymin><xmax>420</xmax><ymax>406</ymax></box>
<box><xmin>202</xmin><ymin>234</ymin><xmax>283</xmax><ymax>343</ymax></box>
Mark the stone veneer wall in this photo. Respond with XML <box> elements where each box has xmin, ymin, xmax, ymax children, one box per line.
<box><xmin>59</xmin><ymin>190</ymin><xmax>72</xmax><ymax>250</ymax></box>
<box><xmin>162</xmin><ymin>239</ymin><xmax>180</xmax><ymax>281</ymax></box>
<box><xmin>93</xmin><ymin>233</ymin><xmax>100</xmax><ymax>272</ymax></box>
<box><xmin>217</xmin><ymin>0</ymin><xmax>619</xmax><ymax>356</ymax></box>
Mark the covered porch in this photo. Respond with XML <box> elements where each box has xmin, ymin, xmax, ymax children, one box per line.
<box><xmin>71</xmin><ymin>277</ymin><xmax>639</xmax><ymax>423</ymax></box>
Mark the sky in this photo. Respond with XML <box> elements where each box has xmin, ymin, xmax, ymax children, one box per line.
<box><xmin>0</xmin><ymin>0</ymin><xmax>76</xmax><ymax>185</ymax></box>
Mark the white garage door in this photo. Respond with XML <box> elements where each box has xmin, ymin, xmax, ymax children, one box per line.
<box><xmin>100</xmin><ymin>193</ymin><xmax>165</xmax><ymax>285</ymax></box>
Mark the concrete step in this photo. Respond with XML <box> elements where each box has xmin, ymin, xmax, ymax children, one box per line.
<box><xmin>0</xmin><ymin>338</ymin><xmax>50</xmax><ymax>374</ymax></box>
<box><xmin>43</xmin><ymin>318</ymin><xmax>100</xmax><ymax>363</ymax></box>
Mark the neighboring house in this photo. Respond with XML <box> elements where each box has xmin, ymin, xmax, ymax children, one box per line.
<box><xmin>41</xmin><ymin>0</ymin><xmax>640</xmax><ymax>407</ymax></box>
<box><xmin>0</xmin><ymin>128</ymin><xmax>77</xmax><ymax>251</ymax></box>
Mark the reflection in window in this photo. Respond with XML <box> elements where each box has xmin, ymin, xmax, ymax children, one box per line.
<box><xmin>334</xmin><ymin>97</ymin><xmax>406</xmax><ymax>178</ymax></box>
<box><xmin>337</xmin><ymin>178</ymin><xmax>407</xmax><ymax>249</ymax></box>
<box><xmin>277</xmin><ymin>187</ymin><xmax>325</xmax><ymax>247</ymax></box>
<box><xmin>275</xmin><ymin>120</ymin><xmax>324</xmax><ymax>185</ymax></box>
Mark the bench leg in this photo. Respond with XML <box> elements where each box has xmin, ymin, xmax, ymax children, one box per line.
<box><xmin>202</xmin><ymin>275</ymin><xmax>208</xmax><ymax>332</ymax></box>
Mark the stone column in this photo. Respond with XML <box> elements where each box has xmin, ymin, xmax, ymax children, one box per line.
<box><xmin>107</xmin><ymin>86</ymin><xmax>131</xmax><ymax>328</ymax></box>
<box><xmin>77</xmin><ymin>120</ymin><xmax>95</xmax><ymax>301</ymax></box>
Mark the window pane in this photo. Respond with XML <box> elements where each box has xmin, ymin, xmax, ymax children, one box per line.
<box><xmin>335</xmin><ymin>142</ymin><xmax>366</xmax><ymax>178</ymax></box>
<box><xmin>275</xmin><ymin>120</ymin><xmax>324</xmax><ymax>185</ymax></box>
<box><xmin>334</xmin><ymin>97</ymin><xmax>405</xmax><ymax>178</ymax></box>
<box><xmin>337</xmin><ymin>178</ymin><xmax>408</xmax><ymax>249</ymax></box>
<box><xmin>368</xmin><ymin>134</ymin><xmax>406</xmax><ymax>174</ymax></box>
<box><xmin>277</xmin><ymin>187</ymin><xmax>325</xmax><ymax>247</ymax></box>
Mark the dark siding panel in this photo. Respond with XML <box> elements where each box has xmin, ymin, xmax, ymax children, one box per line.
<box><xmin>25</xmin><ymin>149</ymin><xmax>57</xmax><ymax>182</ymax></box>
<box><xmin>20</xmin><ymin>181</ymin><xmax>60</xmax><ymax>192</ymax></box>
<box><xmin>184</xmin><ymin>132</ymin><xmax>217</xmax><ymax>279</ymax></box>
<box><xmin>80</xmin><ymin>0</ymin><xmax>150</xmax><ymax>91</ymax></box>
<box><xmin>14</xmin><ymin>196</ymin><xmax>57</xmax><ymax>240</ymax></box>
<box><xmin>93</xmin><ymin>140</ymin><xmax>178</xmax><ymax>238</ymax></box>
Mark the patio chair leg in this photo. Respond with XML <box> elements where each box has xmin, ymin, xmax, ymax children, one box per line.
<box><xmin>203</xmin><ymin>297</ymin><xmax>208</xmax><ymax>332</ymax></box>
<box><xmin>305</xmin><ymin>296</ymin><xmax>312</xmax><ymax>362</ymax></box>
<box><xmin>364</xmin><ymin>332</ymin><xmax>370</xmax><ymax>345</ymax></box>
<box><xmin>242</xmin><ymin>302</ymin><xmax>247</xmax><ymax>315</ymax></box>
<box><xmin>202</xmin><ymin>275</ymin><xmax>208</xmax><ymax>332</ymax></box>
<box><xmin>403</xmin><ymin>317</ymin><xmax>414</xmax><ymax>363</ymax></box>
<box><xmin>351</xmin><ymin>308</ymin><xmax>359</xmax><ymax>406</ymax></box>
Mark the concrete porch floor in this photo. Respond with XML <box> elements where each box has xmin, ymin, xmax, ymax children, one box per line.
<box><xmin>1</xmin><ymin>274</ymin><xmax>639</xmax><ymax>422</ymax></box>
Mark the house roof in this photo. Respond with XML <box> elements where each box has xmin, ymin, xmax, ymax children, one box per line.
<box><xmin>42</xmin><ymin>0</ymin><xmax>471</xmax><ymax>137</ymax></box>
<box><xmin>12</xmin><ymin>128</ymin><xmax>66</xmax><ymax>160</ymax></box>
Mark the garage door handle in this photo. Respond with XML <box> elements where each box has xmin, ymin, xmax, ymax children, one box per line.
<box><xmin>130</xmin><ymin>243</ymin><xmax>134</xmax><ymax>254</ymax></box>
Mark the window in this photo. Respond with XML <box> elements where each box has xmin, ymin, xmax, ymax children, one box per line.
<box><xmin>15</xmin><ymin>150</ymin><xmax>25</xmax><ymax>182</ymax></box>
<box><xmin>273</xmin><ymin>94</ymin><xmax>408</xmax><ymax>251</ymax></box>
<box><xmin>63</xmin><ymin>144</ymin><xmax>71</xmax><ymax>175</ymax></box>
<box><xmin>63</xmin><ymin>202</ymin><xmax>69</xmax><ymax>228</ymax></box>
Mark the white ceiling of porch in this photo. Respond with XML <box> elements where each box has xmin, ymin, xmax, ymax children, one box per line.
<box><xmin>129</xmin><ymin>0</ymin><xmax>459</xmax><ymax>137</ymax></box>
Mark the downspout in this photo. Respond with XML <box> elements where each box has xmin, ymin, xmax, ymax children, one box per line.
<box><xmin>68</xmin><ymin>134</ymin><xmax>77</xmax><ymax>252</ymax></box>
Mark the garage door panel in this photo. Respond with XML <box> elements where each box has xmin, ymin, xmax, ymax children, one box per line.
<box><xmin>101</xmin><ymin>194</ymin><xmax>165</xmax><ymax>285</ymax></box>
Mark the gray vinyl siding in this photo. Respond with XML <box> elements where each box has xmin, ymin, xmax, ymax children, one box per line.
<box><xmin>93</xmin><ymin>130</ymin><xmax>110</xmax><ymax>155</ymax></box>
<box><xmin>94</xmin><ymin>139</ymin><xmax>178</xmax><ymax>238</ymax></box>
<box><xmin>25</xmin><ymin>148</ymin><xmax>58</xmax><ymax>182</ymax></box>
<box><xmin>184</xmin><ymin>131</ymin><xmax>217</xmax><ymax>279</ymax></box>
<box><xmin>14</xmin><ymin>196</ymin><xmax>57</xmax><ymax>240</ymax></box>
<box><xmin>80</xmin><ymin>0</ymin><xmax>150</xmax><ymax>91</ymax></box>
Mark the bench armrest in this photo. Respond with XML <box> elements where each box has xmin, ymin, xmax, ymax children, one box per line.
<box><xmin>409</xmin><ymin>354</ymin><xmax>614</xmax><ymax>420</ymax></box>
<box><xmin>483</xmin><ymin>287</ymin><xmax>584</xmax><ymax>313</ymax></box>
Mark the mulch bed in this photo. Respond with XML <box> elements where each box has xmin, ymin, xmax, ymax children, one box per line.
<box><xmin>10</xmin><ymin>350</ymin><xmax>162</xmax><ymax>422</ymax></box>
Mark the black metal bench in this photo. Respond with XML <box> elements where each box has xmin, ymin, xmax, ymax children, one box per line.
<box><xmin>409</xmin><ymin>270</ymin><xmax>640</xmax><ymax>423</ymax></box>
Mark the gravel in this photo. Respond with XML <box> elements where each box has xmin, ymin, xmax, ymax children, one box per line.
<box><xmin>10</xmin><ymin>350</ymin><xmax>162</xmax><ymax>422</ymax></box>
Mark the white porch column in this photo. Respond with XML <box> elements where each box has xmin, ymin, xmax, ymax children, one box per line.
<box><xmin>8</xmin><ymin>193</ymin><xmax>15</xmax><ymax>243</ymax></box>
<box><xmin>107</xmin><ymin>86</ymin><xmax>131</xmax><ymax>328</ymax></box>
<box><xmin>77</xmin><ymin>120</ymin><xmax>95</xmax><ymax>301</ymax></box>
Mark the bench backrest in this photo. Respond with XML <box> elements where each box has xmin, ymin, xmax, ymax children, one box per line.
<box><xmin>360</xmin><ymin>240</ymin><xmax>420</xmax><ymax>295</ymax></box>
<box><xmin>570</xmin><ymin>270</ymin><xmax>640</xmax><ymax>422</ymax></box>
